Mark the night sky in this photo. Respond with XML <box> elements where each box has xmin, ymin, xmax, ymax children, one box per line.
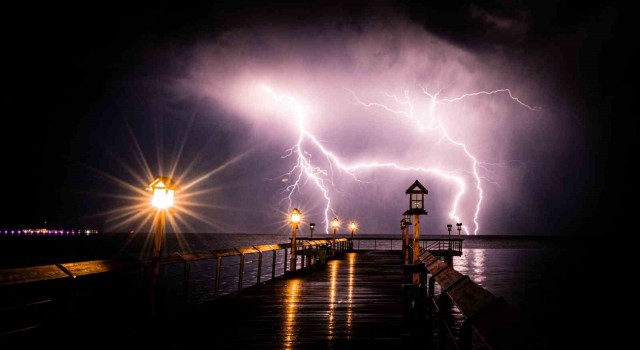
<box><xmin>2</xmin><ymin>1</ymin><xmax>635</xmax><ymax>236</ymax></box>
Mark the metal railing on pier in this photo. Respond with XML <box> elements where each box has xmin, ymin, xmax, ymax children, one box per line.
<box><xmin>297</xmin><ymin>236</ymin><xmax>464</xmax><ymax>255</ymax></box>
<box><xmin>0</xmin><ymin>238</ymin><xmax>349</xmax><ymax>337</ymax></box>
<box><xmin>0</xmin><ymin>236</ymin><xmax>467</xmax><ymax>339</ymax></box>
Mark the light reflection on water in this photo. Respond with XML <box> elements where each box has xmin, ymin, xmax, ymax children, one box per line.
<box><xmin>328</xmin><ymin>259</ymin><xmax>339</xmax><ymax>340</ymax></box>
<box><xmin>454</xmin><ymin>248</ymin><xmax>486</xmax><ymax>285</ymax></box>
<box><xmin>347</xmin><ymin>252</ymin><xmax>354</xmax><ymax>338</ymax></box>
<box><xmin>283</xmin><ymin>279</ymin><xmax>300</xmax><ymax>350</ymax></box>
<box><xmin>448</xmin><ymin>242</ymin><xmax>592</xmax><ymax>349</ymax></box>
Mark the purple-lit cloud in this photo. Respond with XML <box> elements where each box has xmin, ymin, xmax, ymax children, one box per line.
<box><xmin>147</xmin><ymin>6</ymin><xmax>581</xmax><ymax>235</ymax></box>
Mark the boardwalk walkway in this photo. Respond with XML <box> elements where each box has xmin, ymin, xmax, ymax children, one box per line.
<box><xmin>152</xmin><ymin>250</ymin><xmax>425</xmax><ymax>349</ymax></box>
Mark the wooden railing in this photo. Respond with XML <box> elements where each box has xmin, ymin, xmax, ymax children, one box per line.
<box><xmin>414</xmin><ymin>247</ymin><xmax>548</xmax><ymax>349</ymax></box>
<box><xmin>424</xmin><ymin>238</ymin><xmax>463</xmax><ymax>255</ymax></box>
<box><xmin>0</xmin><ymin>236</ymin><xmax>467</xmax><ymax>338</ymax></box>
<box><xmin>297</xmin><ymin>236</ymin><xmax>463</xmax><ymax>255</ymax></box>
<box><xmin>0</xmin><ymin>238</ymin><xmax>349</xmax><ymax>337</ymax></box>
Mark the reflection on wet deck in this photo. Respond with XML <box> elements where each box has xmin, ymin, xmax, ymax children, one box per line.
<box><xmin>169</xmin><ymin>251</ymin><xmax>406</xmax><ymax>349</ymax></box>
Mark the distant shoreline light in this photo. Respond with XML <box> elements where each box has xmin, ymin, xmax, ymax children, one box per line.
<box><xmin>1</xmin><ymin>228</ymin><xmax>99</xmax><ymax>236</ymax></box>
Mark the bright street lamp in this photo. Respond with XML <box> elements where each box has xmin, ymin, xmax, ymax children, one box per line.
<box><xmin>349</xmin><ymin>222</ymin><xmax>357</xmax><ymax>251</ymax></box>
<box><xmin>290</xmin><ymin>208</ymin><xmax>301</xmax><ymax>272</ymax></box>
<box><xmin>331</xmin><ymin>217</ymin><xmax>339</xmax><ymax>251</ymax></box>
<box><xmin>145</xmin><ymin>176</ymin><xmax>180</xmax><ymax>260</ymax></box>
<box><xmin>145</xmin><ymin>175</ymin><xmax>180</xmax><ymax>317</ymax></box>
<box><xmin>349</xmin><ymin>222</ymin><xmax>357</xmax><ymax>239</ymax></box>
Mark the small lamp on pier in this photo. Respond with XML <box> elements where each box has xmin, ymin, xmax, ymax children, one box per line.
<box><xmin>310</xmin><ymin>222</ymin><xmax>316</xmax><ymax>239</ymax></box>
<box><xmin>456</xmin><ymin>222</ymin><xmax>462</xmax><ymax>236</ymax></box>
<box><xmin>403</xmin><ymin>210</ymin><xmax>412</xmax><ymax>226</ymax></box>
<box><xmin>289</xmin><ymin>208</ymin><xmax>302</xmax><ymax>272</ymax></box>
<box><xmin>348</xmin><ymin>221</ymin><xmax>357</xmax><ymax>251</ymax></box>
<box><xmin>447</xmin><ymin>224</ymin><xmax>452</xmax><ymax>239</ymax></box>
<box><xmin>331</xmin><ymin>217</ymin><xmax>340</xmax><ymax>250</ymax></box>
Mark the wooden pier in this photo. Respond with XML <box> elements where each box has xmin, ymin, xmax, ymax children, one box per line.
<box><xmin>161</xmin><ymin>250</ymin><xmax>417</xmax><ymax>349</ymax></box>
<box><xmin>0</xmin><ymin>236</ymin><xmax>547</xmax><ymax>349</ymax></box>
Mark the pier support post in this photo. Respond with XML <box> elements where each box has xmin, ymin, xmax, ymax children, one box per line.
<box><xmin>238</xmin><ymin>253</ymin><xmax>245</xmax><ymax>292</ymax></box>
<box><xmin>412</xmin><ymin>214</ymin><xmax>420</xmax><ymax>285</ymax></box>
<box><xmin>256</xmin><ymin>250</ymin><xmax>262</xmax><ymax>285</ymax></box>
<box><xmin>402</xmin><ymin>224</ymin><xmax>408</xmax><ymax>264</ymax></box>
<box><xmin>444</xmin><ymin>254</ymin><xmax>453</xmax><ymax>267</ymax></box>
<box><xmin>428</xmin><ymin>276</ymin><xmax>435</xmax><ymax>297</ymax></box>
<box><xmin>214</xmin><ymin>256</ymin><xmax>221</xmax><ymax>298</ymax></box>
<box><xmin>284</xmin><ymin>248</ymin><xmax>288</xmax><ymax>275</ymax></box>
<box><xmin>272</xmin><ymin>251</ymin><xmax>277</xmax><ymax>280</ymax></box>
<box><xmin>148</xmin><ymin>210</ymin><xmax>165</xmax><ymax>319</ymax></box>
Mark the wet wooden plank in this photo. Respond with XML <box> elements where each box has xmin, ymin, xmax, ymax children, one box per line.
<box><xmin>0</xmin><ymin>265</ymin><xmax>69</xmax><ymax>285</ymax></box>
<box><xmin>178</xmin><ymin>251</ymin><xmax>215</xmax><ymax>261</ymax></box>
<box><xmin>212</xmin><ymin>248</ymin><xmax>243</xmax><ymax>257</ymax></box>
<box><xmin>156</xmin><ymin>250</ymin><xmax>416</xmax><ymax>349</ymax></box>
<box><xmin>253</xmin><ymin>244</ymin><xmax>280</xmax><ymax>252</ymax></box>
<box><xmin>60</xmin><ymin>259</ymin><xmax>140</xmax><ymax>277</ymax></box>
<box><xmin>236</xmin><ymin>247</ymin><xmax>259</xmax><ymax>255</ymax></box>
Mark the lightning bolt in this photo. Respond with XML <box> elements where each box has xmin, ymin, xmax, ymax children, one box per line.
<box><xmin>263</xmin><ymin>84</ymin><xmax>539</xmax><ymax>235</ymax></box>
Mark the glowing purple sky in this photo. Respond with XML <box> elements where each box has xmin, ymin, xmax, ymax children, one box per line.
<box><xmin>3</xmin><ymin>1</ymin><xmax>633</xmax><ymax>236</ymax></box>
<box><xmin>160</xmin><ymin>6</ymin><xmax>578</xmax><ymax>235</ymax></box>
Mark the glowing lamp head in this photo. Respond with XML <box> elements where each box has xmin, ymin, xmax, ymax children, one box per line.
<box><xmin>310</xmin><ymin>222</ymin><xmax>315</xmax><ymax>230</ymax></box>
<box><xmin>405</xmin><ymin>179</ymin><xmax>428</xmax><ymax>215</ymax></box>
<box><xmin>447</xmin><ymin>224</ymin><xmax>452</xmax><ymax>231</ymax></box>
<box><xmin>349</xmin><ymin>222</ymin><xmax>357</xmax><ymax>231</ymax></box>
<box><xmin>331</xmin><ymin>217</ymin><xmax>340</xmax><ymax>229</ymax></box>
<box><xmin>457</xmin><ymin>223</ymin><xmax>462</xmax><ymax>229</ymax></box>
<box><xmin>402</xmin><ymin>210</ymin><xmax>412</xmax><ymax>226</ymax></box>
<box><xmin>290</xmin><ymin>207</ymin><xmax>301</xmax><ymax>225</ymax></box>
<box><xmin>146</xmin><ymin>176</ymin><xmax>181</xmax><ymax>209</ymax></box>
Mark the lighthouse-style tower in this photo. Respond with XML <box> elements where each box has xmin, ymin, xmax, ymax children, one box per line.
<box><xmin>405</xmin><ymin>179</ymin><xmax>428</xmax><ymax>285</ymax></box>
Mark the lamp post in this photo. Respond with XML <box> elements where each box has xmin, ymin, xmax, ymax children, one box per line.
<box><xmin>405</xmin><ymin>179</ymin><xmax>428</xmax><ymax>285</ymax></box>
<box><xmin>447</xmin><ymin>224</ymin><xmax>452</xmax><ymax>250</ymax></box>
<box><xmin>331</xmin><ymin>217</ymin><xmax>339</xmax><ymax>253</ymax></box>
<box><xmin>289</xmin><ymin>208</ymin><xmax>301</xmax><ymax>272</ymax></box>
<box><xmin>401</xmin><ymin>218</ymin><xmax>407</xmax><ymax>264</ymax></box>
<box><xmin>402</xmin><ymin>210</ymin><xmax>412</xmax><ymax>264</ymax></box>
<box><xmin>349</xmin><ymin>222</ymin><xmax>357</xmax><ymax>251</ymax></box>
<box><xmin>349</xmin><ymin>222</ymin><xmax>357</xmax><ymax>239</ymax></box>
<box><xmin>456</xmin><ymin>222</ymin><xmax>462</xmax><ymax>236</ymax></box>
<box><xmin>145</xmin><ymin>176</ymin><xmax>180</xmax><ymax>317</ymax></box>
<box><xmin>310</xmin><ymin>222</ymin><xmax>315</xmax><ymax>239</ymax></box>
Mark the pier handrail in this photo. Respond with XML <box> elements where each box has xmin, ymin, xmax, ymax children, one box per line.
<box><xmin>417</xmin><ymin>247</ymin><xmax>548</xmax><ymax>349</ymax></box>
<box><xmin>0</xmin><ymin>238</ymin><xmax>350</xmax><ymax>337</ymax></box>
<box><xmin>0</xmin><ymin>238</ymin><xmax>347</xmax><ymax>287</ymax></box>
<box><xmin>296</xmin><ymin>236</ymin><xmax>463</xmax><ymax>255</ymax></box>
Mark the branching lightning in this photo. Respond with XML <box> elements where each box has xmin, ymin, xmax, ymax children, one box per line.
<box><xmin>263</xmin><ymin>84</ymin><xmax>539</xmax><ymax>235</ymax></box>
